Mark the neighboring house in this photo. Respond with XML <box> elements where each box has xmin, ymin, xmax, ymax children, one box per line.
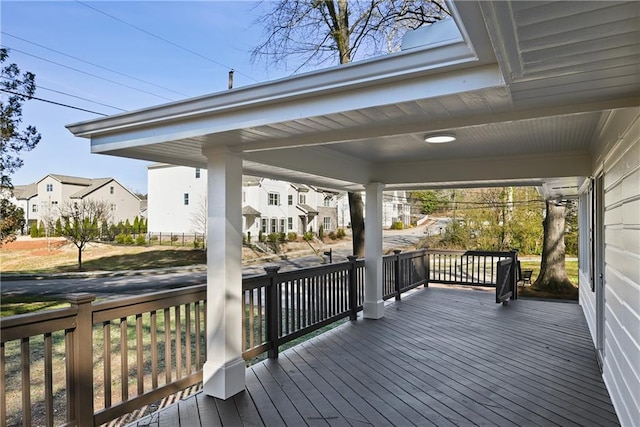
<box><xmin>12</xmin><ymin>174</ymin><xmax>141</xmax><ymax>228</ymax></box>
<box><xmin>382</xmin><ymin>190</ymin><xmax>412</xmax><ymax>228</ymax></box>
<box><xmin>147</xmin><ymin>164</ymin><xmax>341</xmax><ymax>236</ymax></box>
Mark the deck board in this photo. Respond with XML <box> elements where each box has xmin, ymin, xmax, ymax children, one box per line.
<box><xmin>131</xmin><ymin>285</ymin><xmax>620</xmax><ymax>426</ymax></box>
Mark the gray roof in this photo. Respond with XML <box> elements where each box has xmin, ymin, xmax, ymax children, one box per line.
<box><xmin>43</xmin><ymin>174</ymin><xmax>93</xmax><ymax>186</ymax></box>
<box><xmin>13</xmin><ymin>183</ymin><xmax>38</xmax><ymax>200</ymax></box>
<box><xmin>70</xmin><ymin>178</ymin><xmax>113</xmax><ymax>199</ymax></box>
<box><xmin>297</xmin><ymin>204</ymin><xmax>318</xmax><ymax>215</ymax></box>
<box><xmin>242</xmin><ymin>205</ymin><xmax>261</xmax><ymax>216</ymax></box>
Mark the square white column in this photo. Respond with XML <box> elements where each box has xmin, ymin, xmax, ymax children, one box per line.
<box><xmin>202</xmin><ymin>147</ymin><xmax>245</xmax><ymax>399</ymax></box>
<box><xmin>364</xmin><ymin>182</ymin><xmax>385</xmax><ymax>319</ymax></box>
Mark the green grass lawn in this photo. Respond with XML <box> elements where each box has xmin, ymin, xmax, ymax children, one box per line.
<box><xmin>518</xmin><ymin>259</ymin><xmax>579</xmax><ymax>300</ymax></box>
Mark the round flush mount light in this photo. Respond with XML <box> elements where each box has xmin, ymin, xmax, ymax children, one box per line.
<box><xmin>424</xmin><ymin>133</ymin><xmax>456</xmax><ymax>144</ymax></box>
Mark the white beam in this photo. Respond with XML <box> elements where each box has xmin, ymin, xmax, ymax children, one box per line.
<box><xmin>364</xmin><ymin>182</ymin><xmax>385</xmax><ymax>319</ymax></box>
<box><xmin>202</xmin><ymin>147</ymin><xmax>245</xmax><ymax>400</ymax></box>
<box><xmin>373</xmin><ymin>151</ymin><xmax>592</xmax><ymax>185</ymax></box>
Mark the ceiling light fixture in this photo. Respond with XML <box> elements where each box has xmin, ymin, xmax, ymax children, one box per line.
<box><xmin>424</xmin><ymin>133</ymin><xmax>456</xmax><ymax>143</ymax></box>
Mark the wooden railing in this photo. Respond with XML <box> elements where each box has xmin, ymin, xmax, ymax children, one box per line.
<box><xmin>425</xmin><ymin>249</ymin><xmax>517</xmax><ymax>286</ymax></box>
<box><xmin>1</xmin><ymin>286</ymin><xmax>206</xmax><ymax>427</ymax></box>
<box><xmin>1</xmin><ymin>248</ymin><xmax>506</xmax><ymax>426</ymax></box>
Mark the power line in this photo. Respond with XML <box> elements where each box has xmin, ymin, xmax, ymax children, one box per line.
<box><xmin>0</xmin><ymin>88</ymin><xmax>108</xmax><ymax>116</ymax></box>
<box><xmin>2</xmin><ymin>31</ymin><xmax>190</xmax><ymax>98</ymax></box>
<box><xmin>2</xmin><ymin>45</ymin><xmax>176</xmax><ymax>102</ymax></box>
<box><xmin>1</xmin><ymin>76</ymin><xmax>126</xmax><ymax>112</ymax></box>
<box><xmin>75</xmin><ymin>0</ymin><xmax>259</xmax><ymax>83</ymax></box>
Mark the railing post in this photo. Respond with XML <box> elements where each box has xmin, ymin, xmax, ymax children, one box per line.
<box><xmin>424</xmin><ymin>249</ymin><xmax>430</xmax><ymax>287</ymax></box>
<box><xmin>347</xmin><ymin>256</ymin><xmax>358</xmax><ymax>321</ymax></box>
<box><xmin>510</xmin><ymin>249</ymin><xmax>519</xmax><ymax>300</ymax></box>
<box><xmin>393</xmin><ymin>250</ymin><xmax>402</xmax><ymax>301</ymax></box>
<box><xmin>67</xmin><ymin>293</ymin><xmax>96</xmax><ymax>427</ymax></box>
<box><xmin>264</xmin><ymin>266</ymin><xmax>281</xmax><ymax>359</ymax></box>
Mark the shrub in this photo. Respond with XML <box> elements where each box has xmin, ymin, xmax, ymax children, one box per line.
<box><xmin>115</xmin><ymin>233</ymin><xmax>134</xmax><ymax>245</ymax></box>
<box><xmin>318</xmin><ymin>225</ymin><xmax>324</xmax><ymax>239</ymax></box>
<box><xmin>246</xmin><ymin>231</ymin><xmax>251</xmax><ymax>244</ymax></box>
<box><xmin>390</xmin><ymin>221</ymin><xmax>404</xmax><ymax>230</ymax></box>
<box><xmin>149</xmin><ymin>235</ymin><xmax>159</xmax><ymax>242</ymax></box>
<box><xmin>38</xmin><ymin>220</ymin><xmax>46</xmax><ymax>237</ymax></box>
<box><xmin>278</xmin><ymin>232</ymin><xmax>287</xmax><ymax>243</ymax></box>
<box><xmin>303</xmin><ymin>231</ymin><xmax>314</xmax><ymax>241</ymax></box>
<box><xmin>135</xmin><ymin>234</ymin><xmax>146</xmax><ymax>245</ymax></box>
<box><xmin>171</xmin><ymin>234</ymin><xmax>179</xmax><ymax>242</ymax></box>
<box><xmin>268</xmin><ymin>232</ymin><xmax>279</xmax><ymax>243</ymax></box>
<box><xmin>258</xmin><ymin>230</ymin><xmax>265</xmax><ymax>242</ymax></box>
<box><xmin>328</xmin><ymin>231</ymin><xmax>337</xmax><ymax>240</ymax></box>
<box><xmin>30</xmin><ymin>222</ymin><xmax>38</xmax><ymax>238</ymax></box>
<box><xmin>287</xmin><ymin>232</ymin><xmax>297</xmax><ymax>242</ymax></box>
<box><xmin>337</xmin><ymin>228</ymin><xmax>346</xmax><ymax>239</ymax></box>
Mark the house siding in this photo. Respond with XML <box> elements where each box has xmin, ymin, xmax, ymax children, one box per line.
<box><xmin>581</xmin><ymin>108</ymin><xmax>640</xmax><ymax>427</ymax></box>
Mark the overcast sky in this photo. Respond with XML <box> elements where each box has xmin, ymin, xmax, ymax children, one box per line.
<box><xmin>2</xmin><ymin>1</ymin><xmax>302</xmax><ymax>194</ymax></box>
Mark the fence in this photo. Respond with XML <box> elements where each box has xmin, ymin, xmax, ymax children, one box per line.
<box><xmin>1</xmin><ymin>248</ymin><xmax>511</xmax><ymax>426</ymax></box>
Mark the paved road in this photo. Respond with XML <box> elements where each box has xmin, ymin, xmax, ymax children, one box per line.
<box><xmin>1</xmin><ymin>226</ymin><xmax>431</xmax><ymax>299</ymax></box>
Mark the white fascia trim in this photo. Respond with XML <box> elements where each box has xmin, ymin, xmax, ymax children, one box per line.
<box><xmin>67</xmin><ymin>34</ymin><xmax>480</xmax><ymax>139</ymax></box>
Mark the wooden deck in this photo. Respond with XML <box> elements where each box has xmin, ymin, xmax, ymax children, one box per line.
<box><xmin>131</xmin><ymin>285</ymin><xmax>619</xmax><ymax>427</ymax></box>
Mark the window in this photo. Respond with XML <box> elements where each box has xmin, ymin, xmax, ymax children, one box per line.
<box><xmin>32</xmin><ymin>205</ymin><xmax>37</xmax><ymax>213</ymax></box>
<box><xmin>268</xmin><ymin>192</ymin><xmax>280</xmax><ymax>206</ymax></box>
<box><xmin>280</xmin><ymin>218</ymin><xmax>285</xmax><ymax>233</ymax></box>
<box><xmin>243</xmin><ymin>191</ymin><xmax>246</xmax><ymax>203</ymax></box>
<box><xmin>270</xmin><ymin>218</ymin><xmax>277</xmax><ymax>233</ymax></box>
<box><xmin>110</xmin><ymin>204</ymin><xmax>116</xmax><ymax>211</ymax></box>
<box><xmin>323</xmin><ymin>217</ymin><xmax>332</xmax><ymax>231</ymax></box>
<box><xmin>46</xmin><ymin>184</ymin><xmax>53</xmax><ymax>192</ymax></box>
<box><xmin>288</xmin><ymin>217</ymin><xmax>293</xmax><ymax>230</ymax></box>
<box><xmin>288</xmin><ymin>195</ymin><xmax>293</xmax><ymax>205</ymax></box>
<box><xmin>195</xmin><ymin>168</ymin><xmax>201</xmax><ymax>178</ymax></box>
<box><xmin>261</xmin><ymin>219</ymin><xmax>267</xmax><ymax>233</ymax></box>
<box><xmin>299</xmin><ymin>194</ymin><xmax>306</xmax><ymax>204</ymax></box>
<box><xmin>51</xmin><ymin>201</ymin><xmax>58</xmax><ymax>207</ymax></box>
<box><xmin>184</xmin><ymin>193</ymin><xmax>189</xmax><ymax>205</ymax></box>
<box><xmin>324</xmin><ymin>196</ymin><xmax>332</xmax><ymax>207</ymax></box>
<box><xmin>110</xmin><ymin>186</ymin><xmax>114</xmax><ymax>194</ymax></box>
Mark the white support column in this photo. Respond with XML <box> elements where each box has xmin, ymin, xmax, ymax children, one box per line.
<box><xmin>202</xmin><ymin>147</ymin><xmax>245</xmax><ymax>399</ymax></box>
<box><xmin>364</xmin><ymin>182</ymin><xmax>385</xmax><ymax>319</ymax></box>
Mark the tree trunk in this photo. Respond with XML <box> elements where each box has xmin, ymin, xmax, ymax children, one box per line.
<box><xmin>532</xmin><ymin>201</ymin><xmax>574</xmax><ymax>292</ymax></box>
<box><xmin>78</xmin><ymin>246</ymin><xmax>83</xmax><ymax>270</ymax></box>
<box><xmin>349</xmin><ymin>192</ymin><xmax>365</xmax><ymax>257</ymax></box>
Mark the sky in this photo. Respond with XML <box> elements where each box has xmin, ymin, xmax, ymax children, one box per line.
<box><xmin>1</xmin><ymin>1</ymin><xmax>303</xmax><ymax>195</ymax></box>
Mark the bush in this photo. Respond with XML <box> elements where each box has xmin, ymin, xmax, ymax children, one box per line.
<box><xmin>258</xmin><ymin>230</ymin><xmax>265</xmax><ymax>242</ymax></box>
<box><xmin>268</xmin><ymin>233</ymin><xmax>279</xmax><ymax>243</ymax></box>
<box><xmin>171</xmin><ymin>234</ymin><xmax>179</xmax><ymax>242</ymax></box>
<box><xmin>135</xmin><ymin>234</ymin><xmax>146</xmax><ymax>246</ymax></box>
<box><xmin>337</xmin><ymin>228</ymin><xmax>346</xmax><ymax>239</ymax></box>
<box><xmin>318</xmin><ymin>225</ymin><xmax>324</xmax><ymax>239</ymax></box>
<box><xmin>390</xmin><ymin>221</ymin><xmax>404</xmax><ymax>230</ymax></box>
<box><xmin>149</xmin><ymin>235</ymin><xmax>159</xmax><ymax>242</ymax></box>
<box><xmin>287</xmin><ymin>232</ymin><xmax>298</xmax><ymax>242</ymax></box>
<box><xmin>328</xmin><ymin>231</ymin><xmax>337</xmax><ymax>240</ymax></box>
<box><xmin>246</xmin><ymin>231</ymin><xmax>251</xmax><ymax>244</ymax></box>
<box><xmin>115</xmin><ymin>233</ymin><xmax>134</xmax><ymax>245</ymax></box>
<box><xmin>278</xmin><ymin>232</ymin><xmax>287</xmax><ymax>243</ymax></box>
<box><xmin>303</xmin><ymin>231</ymin><xmax>314</xmax><ymax>241</ymax></box>
<box><xmin>30</xmin><ymin>222</ymin><xmax>38</xmax><ymax>238</ymax></box>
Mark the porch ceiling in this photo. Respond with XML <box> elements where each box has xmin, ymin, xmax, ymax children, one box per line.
<box><xmin>67</xmin><ymin>0</ymin><xmax>640</xmax><ymax>200</ymax></box>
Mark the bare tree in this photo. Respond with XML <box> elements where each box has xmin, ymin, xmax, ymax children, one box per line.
<box><xmin>532</xmin><ymin>201</ymin><xmax>575</xmax><ymax>293</ymax></box>
<box><xmin>252</xmin><ymin>0</ymin><xmax>448</xmax><ymax>256</ymax></box>
<box><xmin>190</xmin><ymin>195</ymin><xmax>207</xmax><ymax>235</ymax></box>
<box><xmin>59</xmin><ymin>199</ymin><xmax>111</xmax><ymax>269</ymax></box>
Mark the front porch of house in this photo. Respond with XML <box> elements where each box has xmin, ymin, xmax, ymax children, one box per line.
<box><xmin>132</xmin><ymin>284</ymin><xmax>619</xmax><ymax>427</ymax></box>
